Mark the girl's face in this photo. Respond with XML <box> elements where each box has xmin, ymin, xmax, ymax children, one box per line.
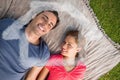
<box><xmin>61</xmin><ymin>35</ymin><xmax>81</xmax><ymax>58</ymax></box>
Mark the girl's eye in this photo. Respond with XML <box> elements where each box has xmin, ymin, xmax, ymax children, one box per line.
<box><xmin>68</xmin><ymin>44</ymin><xmax>72</xmax><ymax>48</ymax></box>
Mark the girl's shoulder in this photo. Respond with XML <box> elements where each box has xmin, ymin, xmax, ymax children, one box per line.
<box><xmin>50</xmin><ymin>54</ymin><xmax>62</xmax><ymax>59</ymax></box>
<box><xmin>46</xmin><ymin>54</ymin><xmax>63</xmax><ymax>66</ymax></box>
<box><xmin>77</xmin><ymin>61</ymin><xmax>86</xmax><ymax>69</ymax></box>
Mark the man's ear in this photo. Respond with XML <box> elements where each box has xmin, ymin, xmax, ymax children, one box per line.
<box><xmin>76</xmin><ymin>47</ymin><xmax>81</xmax><ymax>52</ymax></box>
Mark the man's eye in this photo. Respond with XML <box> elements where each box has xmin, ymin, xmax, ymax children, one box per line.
<box><xmin>48</xmin><ymin>24</ymin><xmax>52</xmax><ymax>28</ymax></box>
<box><xmin>42</xmin><ymin>17</ymin><xmax>47</xmax><ymax>22</ymax></box>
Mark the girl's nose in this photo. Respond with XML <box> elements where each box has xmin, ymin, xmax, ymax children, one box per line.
<box><xmin>62</xmin><ymin>43</ymin><xmax>67</xmax><ymax>49</ymax></box>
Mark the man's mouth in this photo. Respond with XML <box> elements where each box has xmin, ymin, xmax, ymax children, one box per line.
<box><xmin>37</xmin><ymin>24</ymin><xmax>45</xmax><ymax>32</ymax></box>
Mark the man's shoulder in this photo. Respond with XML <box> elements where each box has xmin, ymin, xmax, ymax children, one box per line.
<box><xmin>0</xmin><ymin>18</ymin><xmax>15</xmax><ymax>30</ymax></box>
<box><xmin>40</xmin><ymin>38</ymin><xmax>49</xmax><ymax>49</ymax></box>
<box><xmin>0</xmin><ymin>18</ymin><xmax>15</xmax><ymax>24</ymax></box>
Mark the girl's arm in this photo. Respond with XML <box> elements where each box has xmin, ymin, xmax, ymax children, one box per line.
<box><xmin>37</xmin><ymin>67</ymin><xmax>49</xmax><ymax>80</ymax></box>
<box><xmin>25</xmin><ymin>66</ymin><xmax>43</xmax><ymax>80</ymax></box>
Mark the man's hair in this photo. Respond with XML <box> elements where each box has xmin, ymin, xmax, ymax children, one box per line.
<box><xmin>36</xmin><ymin>10</ymin><xmax>60</xmax><ymax>29</ymax></box>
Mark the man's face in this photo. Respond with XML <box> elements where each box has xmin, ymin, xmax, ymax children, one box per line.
<box><xmin>29</xmin><ymin>11</ymin><xmax>57</xmax><ymax>37</ymax></box>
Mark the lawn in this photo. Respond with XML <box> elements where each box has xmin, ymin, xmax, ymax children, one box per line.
<box><xmin>90</xmin><ymin>0</ymin><xmax>120</xmax><ymax>80</ymax></box>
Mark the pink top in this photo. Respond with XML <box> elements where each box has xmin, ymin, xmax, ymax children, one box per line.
<box><xmin>46</xmin><ymin>54</ymin><xmax>86</xmax><ymax>80</ymax></box>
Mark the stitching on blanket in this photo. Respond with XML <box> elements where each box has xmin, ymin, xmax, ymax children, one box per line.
<box><xmin>82</xmin><ymin>0</ymin><xmax>120</xmax><ymax>50</ymax></box>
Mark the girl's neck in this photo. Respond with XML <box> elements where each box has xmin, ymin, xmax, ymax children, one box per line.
<box><xmin>63</xmin><ymin>56</ymin><xmax>77</xmax><ymax>72</ymax></box>
<box><xmin>63</xmin><ymin>56</ymin><xmax>76</xmax><ymax>66</ymax></box>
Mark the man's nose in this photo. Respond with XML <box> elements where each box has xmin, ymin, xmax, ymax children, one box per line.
<box><xmin>41</xmin><ymin>21</ymin><xmax>49</xmax><ymax>29</ymax></box>
<box><xmin>41</xmin><ymin>21</ymin><xmax>47</xmax><ymax>26</ymax></box>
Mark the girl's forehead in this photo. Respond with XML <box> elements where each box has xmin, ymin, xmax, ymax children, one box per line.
<box><xmin>65</xmin><ymin>36</ymin><xmax>77</xmax><ymax>43</ymax></box>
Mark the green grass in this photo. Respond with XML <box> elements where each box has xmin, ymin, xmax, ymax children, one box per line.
<box><xmin>90</xmin><ymin>0</ymin><xmax>120</xmax><ymax>80</ymax></box>
<box><xmin>99</xmin><ymin>63</ymin><xmax>120</xmax><ymax>80</ymax></box>
<box><xmin>90</xmin><ymin>0</ymin><xmax>120</xmax><ymax>44</ymax></box>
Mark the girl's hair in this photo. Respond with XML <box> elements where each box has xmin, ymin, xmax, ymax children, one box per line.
<box><xmin>65</xmin><ymin>30</ymin><xmax>86</xmax><ymax>61</ymax></box>
<box><xmin>66</xmin><ymin>30</ymin><xmax>79</xmax><ymax>44</ymax></box>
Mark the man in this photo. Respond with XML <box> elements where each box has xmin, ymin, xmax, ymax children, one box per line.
<box><xmin>0</xmin><ymin>10</ymin><xmax>59</xmax><ymax>80</ymax></box>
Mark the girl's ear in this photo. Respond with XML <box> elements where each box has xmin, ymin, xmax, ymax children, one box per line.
<box><xmin>76</xmin><ymin>47</ymin><xmax>81</xmax><ymax>52</ymax></box>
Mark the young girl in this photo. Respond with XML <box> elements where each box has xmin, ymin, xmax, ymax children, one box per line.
<box><xmin>37</xmin><ymin>30</ymin><xmax>86</xmax><ymax>80</ymax></box>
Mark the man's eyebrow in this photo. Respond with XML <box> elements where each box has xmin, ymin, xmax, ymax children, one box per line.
<box><xmin>43</xmin><ymin>14</ymin><xmax>48</xmax><ymax>19</ymax></box>
<box><xmin>43</xmin><ymin>14</ymin><xmax>54</xmax><ymax>27</ymax></box>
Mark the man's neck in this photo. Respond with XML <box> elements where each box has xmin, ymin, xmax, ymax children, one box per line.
<box><xmin>25</xmin><ymin>27</ymin><xmax>40</xmax><ymax>45</ymax></box>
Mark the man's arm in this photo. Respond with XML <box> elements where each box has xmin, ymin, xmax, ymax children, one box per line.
<box><xmin>25</xmin><ymin>66</ymin><xmax>43</xmax><ymax>80</ymax></box>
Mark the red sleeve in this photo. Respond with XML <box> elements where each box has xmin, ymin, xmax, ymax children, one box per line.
<box><xmin>77</xmin><ymin>62</ymin><xmax>86</xmax><ymax>79</ymax></box>
<box><xmin>45</xmin><ymin>54</ymin><xmax>61</xmax><ymax>70</ymax></box>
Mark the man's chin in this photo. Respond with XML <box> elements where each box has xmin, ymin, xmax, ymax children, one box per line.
<box><xmin>34</xmin><ymin>32</ymin><xmax>42</xmax><ymax>37</ymax></box>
